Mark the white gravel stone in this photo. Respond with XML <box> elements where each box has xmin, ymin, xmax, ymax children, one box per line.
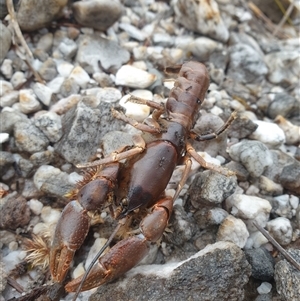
<box><xmin>187</xmin><ymin>37</ymin><xmax>222</xmax><ymax>59</ymax></box>
<box><xmin>33</xmin><ymin>82</ymin><xmax>53</xmax><ymax>106</ymax></box>
<box><xmin>50</xmin><ymin>94</ymin><xmax>81</xmax><ymax>115</ymax></box>
<box><xmin>0</xmin><ymin>59</ymin><xmax>13</xmax><ymax>79</ymax></box>
<box><xmin>0</xmin><ymin>80</ymin><xmax>13</xmax><ymax>96</ymax></box>
<box><xmin>72</xmin><ymin>262</ymin><xmax>85</xmax><ymax>279</ymax></box>
<box><xmin>217</xmin><ymin>215</ymin><xmax>249</xmax><ymax>248</ymax></box>
<box><xmin>266</xmin><ymin>217</ymin><xmax>293</xmax><ymax>246</ymax></box>
<box><xmin>249</xmin><ymin>120</ymin><xmax>286</xmax><ymax>148</ymax></box>
<box><xmin>69</xmin><ymin>65</ymin><xmax>90</xmax><ymax>89</ymax></box>
<box><xmin>28</xmin><ymin>199</ymin><xmax>44</xmax><ymax>215</ymax></box>
<box><xmin>57</xmin><ymin>38</ymin><xmax>78</xmax><ymax>59</ymax></box>
<box><xmin>19</xmin><ymin>89</ymin><xmax>42</xmax><ymax>114</ymax></box>
<box><xmin>40</xmin><ymin>206</ymin><xmax>61</xmax><ymax>226</ymax></box>
<box><xmin>257</xmin><ymin>282</ymin><xmax>272</xmax><ymax>294</ymax></box>
<box><xmin>119</xmin><ymin>90</ymin><xmax>152</xmax><ymax>122</ymax></box>
<box><xmin>0</xmin><ymin>133</ymin><xmax>9</xmax><ymax>144</ymax></box>
<box><xmin>0</xmin><ymin>91</ymin><xmax>19</xmax><ymax>107</ymax></box>
<box><xmin>96</xmin><ymin>87</ymin><xmax>122</xmax><ymax>103</ymax></box>
<box><xmin>226</xmin><ymin>194</ymin><xmax>272</xmax><ymax>232</ymax></box>
<box><xmin>115</xmin><ymin>65</ymin><xmax>157</xmax><ymax>89</ymax></box>
<box><xmin>119</xmin><ymin>23</ymin><xmax>148</xmax><ymax>41</ymax></box>
<box><xmin>57</xmin><ymin>61</ymin><xmax>74</xmax><ymax>77</ymax></box>
<box><xmin>47</xmin><ymin>76</ymin><xmax>65</xmax><ymax>93</ymax></box>
<box><xmin>245</xmin><ymin>231</ymin><xmax>268</xmax><ymax>249</ymax></box>
<box><xmin>10</xmin><ymin>71</ymin><xmax>26</xmax><ymax>88</ymax></box>
<box><xmin>289</xmin><ymin>195</ymin><xmax>299</xmax><ymax>210</ymax></box>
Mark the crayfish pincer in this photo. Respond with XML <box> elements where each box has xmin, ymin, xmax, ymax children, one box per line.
<box><xmin>49</xmin><ymin>61</ymin><xmax>236</xmax><ymax>296</ymax></box>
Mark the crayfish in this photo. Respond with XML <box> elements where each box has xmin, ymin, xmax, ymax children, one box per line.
<box><xmin>49</xmin><ymin>61</ymin><xmax>236</xmax><ymax>299</ymax></box>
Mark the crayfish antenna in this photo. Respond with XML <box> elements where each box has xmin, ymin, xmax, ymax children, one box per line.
<box><xmin>71</xmin><ymin>217</ymin><xmax>127</xmax><ymax>301</ymax></box>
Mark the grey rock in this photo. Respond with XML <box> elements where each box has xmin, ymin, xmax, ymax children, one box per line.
<box><xmin>33</xmin><ymin>165</ymin><xmax>73</xmax><ymax>197</ymax></box>
<box><xmin>0</xmin><ymin>151</ymin><xmax>15</xmax><ymax>170</ymax></box>
<box><xmin>14</xmin><ymin>120</ymin><xmax>49</xmax><ymax>154</ymax></box>
<box><xmin>72</xmin><ymin>0</ymin><xmax>122</xmax><ymax>31</ymax></box>
<box><xmin>90</xmin><ymin>241</ymin><xmax>251</xmax><ymax>301</ymax></box>
<box><xmin>18</xmin><ymin>157</ymin><xmax>34</xmax><ymax>177</ymax></box>
<box><xmin>0</xmin><ymin>24</ymin><xmax>11</xmax><ymax>64</ymax></box>
<box><xmin>194</xmin><ymin>207</ymin><xmax>228</xmax><ymax>229</ymax></box>
<box><xmin>54</xmin><ymin>96</ymin><xmax>124</xmax><ymax>164</ymax></box>
<box><xmin>0</xmin><ymin>109</ymin><xmax>28</xmax><ymax>133</ymax></box>
<box><xmin>60</xmin><ymin>77</ymin><xmax>80</xmax><ymax>97</ymax></box>
<box><xmin>227</xmin><ymin>113</ymin><xmax>258</xmax><ymax>139</ymax></box>
<box><xmin>36</xmin><ymin>32</ymin><xmax>54</xmax><ymax>52</ymax></box>
<box><xmin>164</xmin><ymin>205</ymin><xmax>196</xmax><ymax>247</ymax></box>
<box><xmin>263</xmin><ymin>150</ymin><xmax>295</xmax><ymax>182</ymax></box>
<box><xmin>224</xmin><ymin>161</ymin><xmax>249</xmax><ymax>182</ymax></box>
<box><xmin>0</xmin><ymin>193</ymin><xmax>31</xmax><ymax>230</ymax></box>
<box><xmin>100</xmin><ymin>131</ymin><xmax>136</xmax><ymax>156</ymax></box>
<box><xmin>227</xmin><ymin>44</ymin><xmax>268</xmax><ymax>84</ymax></box>
<box><xmin>279</xmin><ymin>161</ymin><xmax>300</xmax><ymax>195</ymax></box>
<box><xmin>193</xmin><ymin>113</ymin><xmax>229</xmax><ymax>158</ymax></box>
<box><xmin>228</xmin><ymin>140</ymin><xmax>273</xmax><ymax>178</ymax></box>
<box><xmin>274</xmin><ymin>249</ymin><xmax>300</xmax><ymax>301</ymax></box>
<box><xmin>265</xmin><ymin>50</ymin><xmax>300</xmax><ymax>86</ymax></box>
<box><xmin>244</xmin><ymin>248</ymin><xmax>274</xmax><ymax>281</ymax></box>
<box><xmin>188</xmin><ymin>170</ymin><xmax>237</xmax><ymax>208</ymax></box>
<box><xmin>34</xmin><ymin>112</ymin><xmax>63</xmax><ymax>143</ymax></box>
<box><xmin>173</xmin><ymin>0</ymin><xmax>229</xmax><ymax>42</ymax></box>
<box><xmin>16</xmin><ymin>0</ymin><xmax>68</xmax><ymax>31</ymax></box>
<box><xmin>30</xmin><ymin>149</ymin><xmax>55</xmax><ymax>166</ymax></box>
<box><xmin>76</xmin><ymin>34</ymin><xmax>130</xmax><ymax>73</ymax></box>
<box><xmin>267</xmin><ymin>92</ymin><xmax>297</xmax><ymax>119</ymax></box>
<box><xmin>38</xmin><ymin>58</ymin><xmax>58</xmax><ymax>81</ymax></box>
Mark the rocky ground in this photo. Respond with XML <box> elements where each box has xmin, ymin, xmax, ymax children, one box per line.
<box><xmin>0</xmin><ymin>0</ymin><xmax>300</xmax><ymax>301</ymax></box>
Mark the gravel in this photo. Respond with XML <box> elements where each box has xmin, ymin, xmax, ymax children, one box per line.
<box><xmin>0</xmin><ymin>0</ymin><xmax>299</xmax><ymax>301</ymax></box>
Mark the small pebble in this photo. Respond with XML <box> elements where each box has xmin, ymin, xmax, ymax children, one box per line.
<box><xmin>119</xmin><ymin>90</ymin><xmax>152</xmax><ymax>122</ymax></box>
<box><xmin>115</xmin><ymin>65</ymin><xmax>157</xmax><ymax>89</ymax></box>
<box><xmin>0</xmin><ymin>91</ymin><xmax>19</xmax><ymax>107</ymax></box>
<box><xmin>96</xmin><ymin>87</ymin><xmax>122</xmax><ymax>103</ymax></box>
<box><xmin>226</xmin><ymin>194</ymin><xmax>272</xmax><ymax>231</ymax></box>
<box><xmin>72</xmin><ymin>0</ymin><xmax>122</xmax><ymax>31</ymax></box>
<box><xmin>228</xmin><ymin>140</ymin><xmax>273</xmax><ymax>177</ymax></box>
<box><xmin>33</xmin><ymin>83</ymin><xmax>53</xmax><ymax>106</ymax></box>
<box><xmin>34</xmin><ymin>112</ymin><xmax>63</xmax><ymax>142</ymax></box>
<box><xmin>0</xmin><ymin>133</ymin><xmax>9</xmax><ymax>144</ymax></box>
<box><xmin>69</xmin><ymin>65</ymin><xmax>90</xmax><ymax>89</ymax></box>
<box><xmin>1</xmin><ymin>59</ymin><xmax>13</xmax><ymax>79</ymax></box>
<box><xmin>28</xmin><ymin>199</ymin><xmax>44</xmax><ymax>215</ymax></box>
<box><xmin>266</xmin><ymin>217</ymin><xmax>293</xmax><ymax>246</ymax></box>
<box><xmin>249</xmin><ymin>120</ymin><xmax>285</xmax><ymax>148</ymax></box>
<box><xmin>10</xmin><ymin>71</ymin><xmax>26</xmax><ymax>88</ymax></box>
<box><xmin>217</xmin><ymin>215</ymin><xmax>249</xmax><ymax>248</ymax></box>
<box><xmin>257</xmin><ymin>282</ymin><xmax>272</xmax><ymax>294</ymax></box>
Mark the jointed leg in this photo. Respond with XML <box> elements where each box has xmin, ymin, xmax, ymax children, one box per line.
<box><xmin>77</xmin><ymin>135</ymin><xmax>146</xmax><ymax>169</ymax></box>
<box><xmin>186</xmin><ymin>142</ymin><xmax>235</xmax><ymax>176</ymax></box>
<box><xmin>112</xmin><ymin>108</ymin><xmax>161</xmax><ymax>134</ymax></box>
<box><xmin>172</xmin><ymin>156</ymin><xmax>192</xmax><ymax>201</ymax></box>
<box><xmin>190</xmin><ymin>111</ymin><xmax>237</xmax><ymax>141</ymax></box>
